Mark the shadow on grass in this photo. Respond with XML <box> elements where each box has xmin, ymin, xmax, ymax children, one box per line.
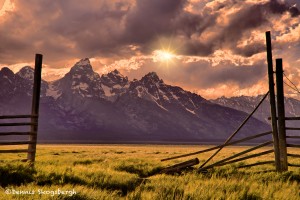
<box><xmin>73</xmin><ymin>159</ymin><xmax>104</xmax><ymax>166</ymax></box>
<box><xmin>0</xmin><ymin>164</ymin><xmax>86</xmax><ymax>187</ymax></box>
<box><xmin>88</xmin><ymin>174</ymin><xmax>144</xmax><ymax>196</ymax></box>
<box><xmin>0</xmin><ymin>164</ymin><xmax>35</xmax><ymax>187</ymax></box>
<box><xmin>115</xmin><ymin>164</ymin><xmax>163</xmax><ymax>178</ymax></box>
<box><xmin>0</xmin><ymin>163</ymin><xmax>148</xmax><ymax>196</ymax></box>
<box><xmin>36</xmin><ymin>172</ymin><xmax>86</xmax><ymax>186</ymax></box>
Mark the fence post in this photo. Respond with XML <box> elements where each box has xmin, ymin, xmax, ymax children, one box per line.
<box><xmin>275</xmin><ymin>58</ymin><xmax>288</xmax><ymax>171</ymax></box>
<box><xmin>27</xmin><ymin>54</ymin><xmax>43</xmax><ymax>163</ymax></box>
<box><xmin>265</xmin><ymin>31</ymin><xmax>281</xmax><ymax>171</ymax></box>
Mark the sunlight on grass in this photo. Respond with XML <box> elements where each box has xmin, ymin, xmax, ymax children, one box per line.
<box><xmin>0</xmin><ymin>144</ymin><xmax>299</xmax><ymax>199</ymax></box>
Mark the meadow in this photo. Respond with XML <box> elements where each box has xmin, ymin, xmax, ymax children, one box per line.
<box><xmin>0</xmin><ymin>144</ymin><xmax>300</xmax><ymax>200</ymax></box>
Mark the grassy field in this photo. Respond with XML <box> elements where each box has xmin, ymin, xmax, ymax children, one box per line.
<box><xmin>0</xmin><ymin>144</ymin><xmax>300</xmax><ymax>200</ymax></box>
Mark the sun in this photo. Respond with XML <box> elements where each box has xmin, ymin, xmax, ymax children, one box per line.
<box><xmin>153</xmin><ymin>49</ymin><xmax>176</xmax><ymax>63</ymax></box>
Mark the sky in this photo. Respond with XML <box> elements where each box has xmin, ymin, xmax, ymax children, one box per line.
<box><xmin>0</xmin><ymin>0</ymin><xmax>300</xmax><ymax>99</ymax></box>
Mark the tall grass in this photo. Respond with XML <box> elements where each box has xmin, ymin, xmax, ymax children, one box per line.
<box><xmin>0</xmin><ymin>145</ymin><xmax>299</xmax><ymax>199</ymax></box>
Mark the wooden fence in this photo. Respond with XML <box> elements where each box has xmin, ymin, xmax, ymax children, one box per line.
<box><xmin>161</xmin><ymin>31</ymin><xmax>300</xmax><ymax>173</ymax></box>
<box><xmin>0</xmin><ymin>54</ymin><xmax>43</xmax><ymax>164</ymax></box>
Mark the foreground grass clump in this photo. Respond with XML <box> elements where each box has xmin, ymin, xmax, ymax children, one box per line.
<box><xmin>0</xmin><ymin>144</ymin><xmax>299</xmax><ymax>199</ymax></box>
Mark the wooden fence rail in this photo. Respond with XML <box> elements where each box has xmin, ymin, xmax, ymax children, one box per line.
<box><xmin>0</xmin><ymin>141</ymin><xmax>35</xmax><ymax>145</ymax></box>
<box><xmin>0</xmin><ymin>149</ymin><xmax>34</xmax><ymax>153</ymax></box>
<box><xmin>286</xmin><ymin>144</ymin><xmax>300</xmax><ymax>148</ymax></box>
<box><xmin>285</xmin><ymin>117</ymin><xmax>300</xmax><ymax>120</ymax></box>
<box><xmin>286</xmin><ymin>136</ymin><xmax>300</xmax><ymax>139</ymax></box>
<box><xmin>200</xmin><ymin>150</ymin><xmax>274</xmax><ymax>170</ymax></box>
<box><xmin>161</xmin><ymin>131</ymin><xmax>272</xmax><ymax>162</ymax></box>
<box><xmin>288</xmin><ymin>163</ymin><xmax>300</xmax><ymax>167</ymax></box>
<box><xmin>0</xmin><ymin>54</ymin><xmax>42</xmax><ymax>165</ymax></box>
<box><xmin>0</xmin><ymin>122</ymin><xmax>37</xmax><ymax>127</ymax></box>
<box><xmin>161</xmin><ymin>31</ymin><xmax>299</xmax><ymax>173</ymax></box>
<box><xmin>199</xmin><ymin>141</ymin><xmax>273</xmax><ymax>171</ymax></box>
<box><xmin>237</xmin><ymin>161</ymin><xmax>274</xmax><ymax>169</ymax></box>
<box><xmin>0</xmin><ymin>132</ymin><xmax>36</xmax><ymax>136</ymax></box>
<box><xmin>0</xmin><ymin>115</ymin><xmax>38</xmax><ymax>119</ymax></box>
<box><xmin>199</xmin><ymin>91</ymin><xmax>270</xmax><ymax>169</ymax></box>
<box><xmin>285</xmin><ymin>127</ymin><xmax>300</xmax><ymax>131</ymax></box>
<box><xmin>287</xmin><ymin>153</ymin><xmax>300</xmax><ymax>158</ymax></box>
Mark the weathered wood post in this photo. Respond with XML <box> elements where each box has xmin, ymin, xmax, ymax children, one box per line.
<box><xmin>27</xmin><ymin>54</ymin><xmax>43</xmax><ymax>163</ymax></box>
<box><xmin>275</xmin><ymin>58</ymin><xmax>288</xmax><ymax>171</ymax></box>
<box><xmin>265</xmin><ymin>31</ymin><xmax>281</xmax><ymax>171</ymax></box>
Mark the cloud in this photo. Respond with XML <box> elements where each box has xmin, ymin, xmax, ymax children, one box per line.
<box><xmin>122</xmin><ymin>50</ymin><xmax>267</xmax><ymax>90</ymax></box>
<box><xmin>0</xmin><ymin>0</ymin><xmax>299</xmax><ymax>64</ymax></box>
<box><xmin>0</xmin><ymin>0</ymin><xmax>299</xmax><ymax>98</ymax></box>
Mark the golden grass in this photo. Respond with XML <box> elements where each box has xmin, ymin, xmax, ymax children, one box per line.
<box><xmin>0</xmin><ymin>144</ymin><xmax>299</xmax><ymax>199</ymax></box>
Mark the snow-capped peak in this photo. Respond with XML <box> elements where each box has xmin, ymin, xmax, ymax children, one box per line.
<box><xmin>76</xmin><ymin>58</ymin><xmax>91</xmax><ymax>66</ymax></box>
<box><xmin>101</xmin><ymin>69</ymin><xmax>128</xmax><ymax>87</ymax></box>
<box><xmin>17</xmin><ymin>66</ymin><xmax>34</xmax><ymax>80</ymax></box>
<box><xmin>141</xmin><ymin>72</ymin><xmax>162</xmax><ymax>84</ymax></box>
<box><xmin>70</xmin><ymin>58</ymin><xmax>95</xmax><ymax>75</ymax></box>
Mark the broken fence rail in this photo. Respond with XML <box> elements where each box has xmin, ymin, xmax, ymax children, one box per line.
<box><xmin>161</xmin><ymin>131</ymin><xmax>272</xmax><ymax>162</ymax></box>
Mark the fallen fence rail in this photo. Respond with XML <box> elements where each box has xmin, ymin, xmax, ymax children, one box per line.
<box><xmin>161</xmin><ymin>131</ymin><xmax>272</xmax><ymax>162</ymax></box>
<box><xmin>199</xmin><ymin>149</ymin><xmax>274</xmax><ymax>171</ymax></box>
<box><xmin>161</xmin><ymin>158</ymin><xmax>199</xmax><ymax>174</ymax></box>
<box><xmin>199</xmin><ymin>141</ymin><xmax>273</xmax><ymax>171</ymax></box>
<box><xmin>237</xmin><ymin>161</ymin><xmax>274</xmax><ymax>169</ymax></box>
<box><xmin>199</xmin><ymin>91</ymin><xmax>270</xmax><ymax>169</ymax></box>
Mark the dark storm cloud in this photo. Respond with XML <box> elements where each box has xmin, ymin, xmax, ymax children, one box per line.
<box><xmin>122</xmin><ymin>0</ymin><xmax>217</xmax><ymax>55</ymax></box>
<box><xmin>0</xmin><ymin>0</ymin><xmax>299</xmax><ymax>65</ymax></box>
<box><xmin>0</xmin><ymin>0</ymin><xmax>215</xmax><ymax>64</ymax></box>
<box><xmin>0</xmin><ymin>0</ymin><xmax>131</xmax><ymax>65</ymax></box>
<box><xmin>198</xmin><ymin>0</ymin><xmax>300</xmax><ymax>57</ymax></box>
<box><xmin>269</xmin><ymin>0</ymin><xmax>300</xmax><ymax>16</ymax></box>
<box><xmin>122</xmin><ymin>0</ymin><xmax>299</xmax><ymax>57</ymax></box>
<box><xmin>123</xmin><ymin>0</ymin><xmax>186</xmax><ymax>43</ymax></box>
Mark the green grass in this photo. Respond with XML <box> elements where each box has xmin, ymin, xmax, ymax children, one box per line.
<box><xmin>0</xmin><ymin>144</ymin><xmax>300</xmax><ymax>199</ymax></box>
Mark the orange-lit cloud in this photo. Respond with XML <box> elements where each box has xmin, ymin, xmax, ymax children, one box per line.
<box><xmin>0</xmin><ymin>0</ymin><xmax>14</xmax><ymax>17</ymax></box>
<box><xmin>0</xmin><ymin>0</ymin><xmax>300</xmax><ymax>99</ymax></box>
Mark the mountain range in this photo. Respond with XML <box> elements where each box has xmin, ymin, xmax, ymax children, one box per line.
<box><xmin>212</xmin><ymin>95</ymin><xmax>300</xmax><ymax>136</ymax></box>
<box><xmin>0</xmin><ymin>58</ymin><xmax>275</xmax><ymax>143</ymax></box>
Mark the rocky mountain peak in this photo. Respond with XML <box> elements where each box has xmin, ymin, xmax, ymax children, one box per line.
<box><xmin>0</xmin><ymin>67</ymin><xmax>14</xmax><ymax>77</ymax></box>
<box><xmin>70</xmin><ymin>58</ymin><xmax>94</xmax><ymax>75</ymax></box>
<box><xmin>101</xmin><ymin>69</ymin><xmax>128</xmax><ymax>87</ymax></box>
<box><xmin>17</xmin><ymin>66</ymin><xmax>34</xmax><ymax>80</ymax></box>
<box><xmin>141</xmin><ymin>72</ymin><xmax>162</xmax><ymax>85</ymax></box>
<box><xmin>76</xmin><ymin>58</ymin><xmax>91</xmax><ymax>66</ymax></box>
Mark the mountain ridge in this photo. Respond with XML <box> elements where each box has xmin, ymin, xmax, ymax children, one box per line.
<box><xmin>0</xmin><ymin>59</ymin><xmax>270</xmax><ymax>142</ymax></box>
<box><xmin>211</xmin><ymin>95</ymin><xmax>300</xmax><ymax>134</ymax></box>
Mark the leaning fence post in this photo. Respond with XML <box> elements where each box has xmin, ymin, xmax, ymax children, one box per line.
<box><xmin>275</xmin><ymin>58</ymin><xmax>288</xmax><ymax>171</ymax></box>
<box><xmin>27</xmin><ymin>54</ymin><xmax>43</xmax><ymax>163</ymax></box>
<box><xmin>265</xmin><ymin>31</ymin><xmax>281</xmax><ymax>171</ymax></box>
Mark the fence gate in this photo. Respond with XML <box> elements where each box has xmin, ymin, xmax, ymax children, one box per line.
<box><xmin>0</xmin><ymin>54</ymin><xmax>43</xmax><ymax>165</ymax></box>
<box><xmin>161</xmin><ymin>32</ymin><xmax>300</xmax><ymax>173</ymax></box>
